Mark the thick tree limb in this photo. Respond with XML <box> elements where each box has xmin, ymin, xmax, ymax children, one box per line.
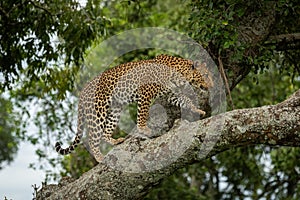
<box><xmin>268</xmin><ymin>33</ymin><xmax>300</xmax><ymax>50</ymax></box>
<box><xmin>37</xmin><ymin>89</ymin><xmax>300</xmax><ymax>199</ymax></box>
<box><xmin>269</xmin><ymin>33</ymin><xmax>300</xmax><ymax>43</ymax></box>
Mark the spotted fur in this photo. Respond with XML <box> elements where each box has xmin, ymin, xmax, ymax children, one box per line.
<box><xmin>55</xmin><ymin>55</ymin><xmax>209</xmax><ymax>162</ymax></box>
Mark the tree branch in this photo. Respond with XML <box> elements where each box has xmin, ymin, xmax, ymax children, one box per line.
<box><xmin>37</xmin><ymin>89</ymin><xmax>300</xmax><ymax>199</ymax></box>
<box><xmin>267</xmin><ymin>33</ymin><xmax>300</xmax><ymax>50</ymax></box>
<box><xmin>269</xmin><ymin>33</ymin><xmax>300</xmax><ymax>44</ymax></box>
<box><xmin>28</xmin><ymin>0</ymin><xmax>53</xmax><ymax>16</ymax></box>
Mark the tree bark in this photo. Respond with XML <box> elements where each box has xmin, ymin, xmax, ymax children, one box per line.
<box><xmin>37</xmin><ymin>89</ymin><xmax>300</xmax><ymax>200</ymax></box>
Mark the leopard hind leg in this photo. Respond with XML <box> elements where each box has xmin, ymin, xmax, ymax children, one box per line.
<box><xmin>88</xmin><ymin>132</ymin><xmax>104</xmax><ymax>162</ymax></box>
<box><xmin>103</xmin><ymin>106</ymin><xmax>125</xmax><ymax>145</ymax></box>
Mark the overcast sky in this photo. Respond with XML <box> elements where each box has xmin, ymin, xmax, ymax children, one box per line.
<box><xmin>0</xmin><ymin>142</ymin><xmax>45</xmax><ymax>199</ymax></box>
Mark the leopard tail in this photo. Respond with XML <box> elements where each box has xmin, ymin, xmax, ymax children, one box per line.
<box><xmin>55</xmin><ymin>98</ymin><xmax>85</xmax><ymax>155</ymax></box>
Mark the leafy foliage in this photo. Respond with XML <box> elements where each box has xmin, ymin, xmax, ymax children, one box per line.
<box><xmin>0</xmin><ymin>0</ymin><xmax>108</xmax><ymax>171</ymax></box>
<box><xmin>189</xmin><ymin>0</ymin><xmax>300</xmax><ymax>88</ymax></box>
<box><xmin>0</xmin><ymin>0</ymin><xmax>107</xmax><ymax>95</ymax></box>
<box><xmin>0</xmin><ymin>96</ymin><xmax>19</xmax><ymax>169</ymax></box>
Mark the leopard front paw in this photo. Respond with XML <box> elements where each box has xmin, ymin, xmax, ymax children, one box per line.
<box><xmin>192</xmin><ymin>107</ymin><xmax>206</xmax><ymax>117</ymax></box>
<box><xmin>137</xmin><ymin>126</ymin><xmax>152</xmax><ymax>139</ymax></box>
<box><xmin>196</xmin><ymin>109</ymin><xmax>206</xmax><ymax>116</ymax></box>
<box><xmin>115</xmin><ymin>137</ymin><xmax>125</xmax><ymax>144</ymax></box>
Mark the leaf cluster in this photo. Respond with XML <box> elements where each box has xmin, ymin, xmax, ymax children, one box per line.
<box><xmin>0</xmin><ymin>0</ymin><xmax>107</xmax><ymax>94</ymax></box>
<box><xmin>189</xmin><ymin>0</ymin><xmax>300</xmax><ymax>87</ymax></box>
<box><xmin>0</xmin><ymin>96</ymin><xmax>19</xmax><ymax>169</ymax></box>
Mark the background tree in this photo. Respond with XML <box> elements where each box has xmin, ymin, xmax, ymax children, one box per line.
<box><xmin>0</xmin><ymin>0</ymin><xmax>299</xmax><ymax>199</ymax></box>
<box><xmin>0</xmin><ymin>0</ymin><xmax>107</xmax><ymax>176</ymax></box>
<box><xmin>0</xmin><ymin>96</ymin><xmax>20</xmax><ymax>169</ymax></box>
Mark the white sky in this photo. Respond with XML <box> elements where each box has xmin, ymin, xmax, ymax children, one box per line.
<box><xmin>0</xmin><ymin>142</ymin><xmax>45</xmax><ymax>199</ymax></box>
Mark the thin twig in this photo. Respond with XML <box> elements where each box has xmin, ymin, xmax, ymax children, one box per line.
<box><xmin>218</xmin><ymin>56</ymin><xmax>234</xmax><ymax>110</ymax></box>
<box><xmin>0</xmin><ymin>6</ymin><xmax>9</xmax><ymax>18</ymax></box>
<box><xmin>28</xmin><ymin>0</ymin><xmax>53</xmax><ymax>16</ymax></box>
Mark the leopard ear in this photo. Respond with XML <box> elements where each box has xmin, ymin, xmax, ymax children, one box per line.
<box><xmin>194</xmin><ymin>61</ymin><xmax>214</xmax><ymax>88</ymax></box>
<box><xmin>193</xmin><ymin>60</ymin><xmax>206</xmax><ymax>70</ymax></box>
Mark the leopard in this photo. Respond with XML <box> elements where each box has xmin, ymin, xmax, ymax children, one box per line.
<box><xmin>55</xmin><ymin>54</ymin><xmax>211</xmax><ymax>162</ymax></box>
